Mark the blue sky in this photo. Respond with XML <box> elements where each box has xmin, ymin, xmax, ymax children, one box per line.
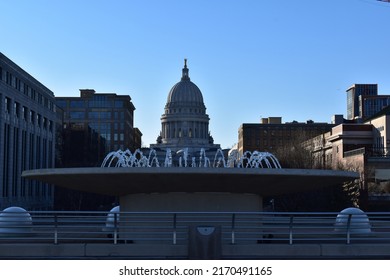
<box><xmin>2</xmin><ymin>0</ymin><xmax>390</xmax><ymax>148</ymax></box>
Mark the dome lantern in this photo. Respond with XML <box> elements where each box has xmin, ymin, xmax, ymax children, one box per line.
<box><xmin>181</xmin><ymin>58</ymin><xmax>190</xmax><ymax>81</ymax></box>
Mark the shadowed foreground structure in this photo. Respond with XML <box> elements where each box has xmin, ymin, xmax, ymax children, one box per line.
<box><xmin>2</xmin><ymin>210</ymin><xmax>390</xmax><ymax>259</ymax></box>
<box><xmin>13</xmin><ymin>167</ymin><xmax>388</xmax><ymax>259</ymax></box>
<box><xmin>23</xmin><ymin>167</ymin><xmax>357</xmax><ymax>197</ymax></box>
<box><xmin>23</xmin><ymin>167</ymin><xmax>358</xmax><ymax>212</ymax></box>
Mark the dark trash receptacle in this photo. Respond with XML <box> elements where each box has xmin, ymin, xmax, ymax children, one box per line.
<box><xmin>189</xmin><ymin>225</ymin><xmax>221</xmax><ymax>259</ymax></box>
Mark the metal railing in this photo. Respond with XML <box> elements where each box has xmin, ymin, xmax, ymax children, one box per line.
<box><xmin>0</xmin><ymin>211</ymin><xmax>390</xmax><ymax>245</ymax></box>
<box><xmin>367</xmin><ymin>147</ymin><xmax>390</xmax><ymax>158</ymax></box>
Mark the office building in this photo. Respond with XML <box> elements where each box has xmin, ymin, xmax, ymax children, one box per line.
<box><xmin>238</xmin><ymin>117</ymin><xmax>335</xmax><ymax>157</ymax></box>
<box><xmin>0</xmin><ymin>52</ymin><xmax>56</xmax><ymax>210</ymax></box>
<box><xmin>54</xmin><ymin>89</ymin><xmax>141</xmax><ymax>210</ymax></box>
<box><xmin>359</xmin><ymin>94</ymin><xmax>390</xmax><ymax>120</ymax></box>
<box><xmin>56</xmin><ymin>89</ymin><xmax>141</xmax><ymax>167</ymax></box>
<box><xmin>346</xmin><ymin>84</ymin><xmax>378</xmax><ymax>120</ymax></box>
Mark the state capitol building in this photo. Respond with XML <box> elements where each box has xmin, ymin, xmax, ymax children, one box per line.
<box><xmin>150</xmin><ymin>59</ymin><xmax>220</xmax><ymax>156</ymax></box>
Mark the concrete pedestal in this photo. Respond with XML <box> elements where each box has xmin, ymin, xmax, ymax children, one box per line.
<box><xmin>118</xmin><ymin>192</ymin><xmax>263</xmax><ymax>244</ymax></box>
<box><xmin>120</xmin><ymin>192</ymin><xmax>262</xmax><ymax>212</ymax></box>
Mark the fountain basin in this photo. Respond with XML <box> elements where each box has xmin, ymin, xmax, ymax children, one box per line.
<box><xmin>22</xmin><ymin>167</ymin><xmax>357</xmax><ymax>197</ymax></box>
<box><xmin>23</xmin><ymin>167</ymin><xmax>358</xmax><ymax>212</ymax></box>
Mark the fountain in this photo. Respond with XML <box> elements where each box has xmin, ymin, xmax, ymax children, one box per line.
<box><xmin>23</xmin><ymin>148</ymin><xmax>358</xmax><ymax>213</ymax></box>
<box><xmin>21</xmin><ymin>60</ymin><xmax>358</xmax><ymax>213</ymax></box>
<box><xmin>101</xmin><ymin>148</ymin><xmax>281</xmax><ymax>169</ymax></box>
<box><xmin>21</xmin><ymin>147</ymin><xmax>359</xmax><ymax>251</ymax></box>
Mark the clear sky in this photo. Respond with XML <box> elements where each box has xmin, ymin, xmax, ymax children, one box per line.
<box><xmin>2</xmin><ymin>0</ymin><xmax>390</xmax><ymax>149</ymax></box>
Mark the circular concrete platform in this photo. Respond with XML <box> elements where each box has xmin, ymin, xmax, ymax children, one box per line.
<box><xmin>22</xmin><ymin>167</ymin><xmax>358</xmax><ymax>197</ymax></box>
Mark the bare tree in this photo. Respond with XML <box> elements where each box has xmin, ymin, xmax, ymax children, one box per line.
<box><xmin>341</xmin><ymin>180</ymin><xmax>361</xmax><ymax>208</ymax></box>
<box><xmin>269</xmin><ymin>132</ymin><xmax>361</xmax><ymax>211</ymax></box>
<box><xmin>274</xmin><ymin>131</ymin><xmax>315</xmax><ymax>169</ymax></box>
<box><xmin>336</xmin><ymin>161</ymin><xmax>366</xmax><ymax>209</ymax></box>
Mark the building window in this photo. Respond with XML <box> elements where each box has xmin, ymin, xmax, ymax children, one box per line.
<box><xmin>88</xmin><ymin>95</ymin><xmax>111</xmax><ymax>108</ymax></box>
<box><xmin>37</xmin><ymin>114</ymin><xmax>42</xmax><ymax>126</ymax></box>
<box><xmin>14</xmin><ymin>102</ymin><xmax>20</xmax><ymax>117</ymax></box>
<box><xmin>49</xmin><ymin>120</ymin><xmax>53</xmax><ymax>132</ymax></box>
<box><xmin>88</xmin><ymin>111</ymin><xmax>112</xmax><ymax>119</ymax></box>
<box><xmin>70</xmin><ymin>111</ymin><xmax>85</xmax><ymax>119</ymax></box>
<box><xmin>56</xmin><ymin>100</ymin><xmax>67</xmax><ymax>109</ymax></box>
<box><xmin>114</xmin><ymin>101</ymin><xmax>123</xmax><ymax>108</ymax></box>
<box><xmin>88</xmin><ymin>112</ymin><xmax>99</xmax><ymax>119</ymax></box>
<box><xmin>101</xmin><ymin>112</ymin><xmax>111</xmax><ymax>119</ymax></box>
<box><xmin>30</xmin><ymin>111</ymin><xmax>35</xmax><ymax>123</ymax></box>
<box><xmin>31</xmin><ymin>89</ymin><xmax>36</xmax><ymax>100</ymax></box>
<box><xmin>22</xmin><ymin>106</ymin><xmax>28</xmax><ymax>120</ymax></box>
<box><xmin>43</xmin><ymin>117</ymin><xmax>47</xmax><ymax>130</ymax></box>
<box><xmin>6</xmin><ymin>71</ymin><xmax>11</xmax><ymax>85</ymax></box>
<box><xmin>70</xmin><ymin>100</ymin><xmax>85</xmax><ymax>108</ymax></box>
<box><xmin>4</xmin><ymin>97</ymin><xmax>11</xmax><ymax>113</ymax></box>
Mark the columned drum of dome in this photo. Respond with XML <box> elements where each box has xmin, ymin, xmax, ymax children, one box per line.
<box><xmin>151</xmin><ymin>59</ymin><xmax>220</xmax><ymax>152</ymax></box>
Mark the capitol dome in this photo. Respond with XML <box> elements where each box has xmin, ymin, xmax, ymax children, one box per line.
<box><xmin>150</xmin><ymin>59</ymin><xmax>220</xmax><ymax>153</ymax></box>
<box><xmin>166</xmin><ymin>59</ymin><xmax>204</xmax><ymax>105</ymax></box>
